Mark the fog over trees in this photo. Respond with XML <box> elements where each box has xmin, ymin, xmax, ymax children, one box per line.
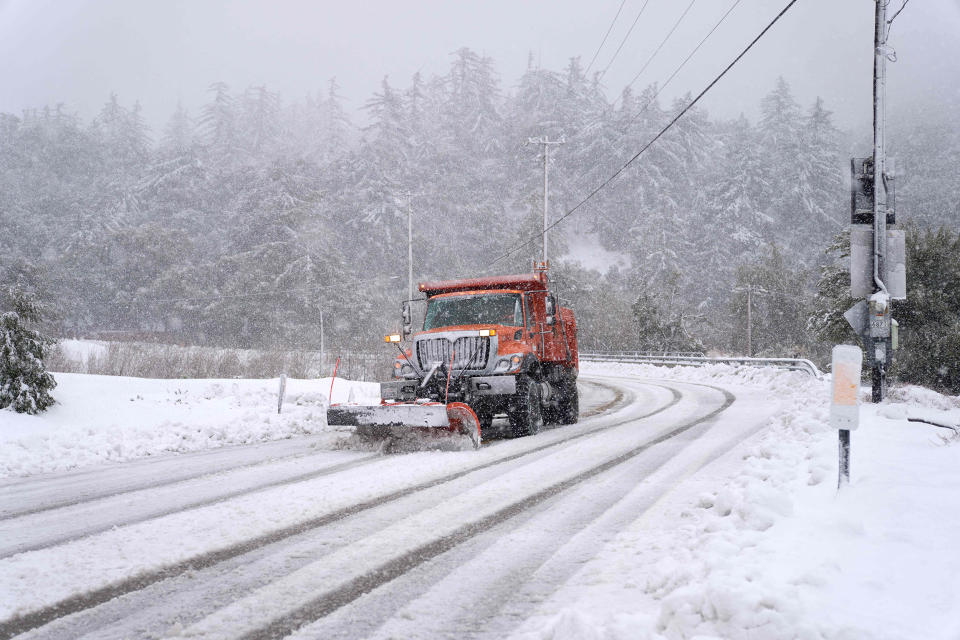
<box><xmin>1</xmin><ymin>48</ymin><xmax>958</xmax><ymax>367</ymax></box>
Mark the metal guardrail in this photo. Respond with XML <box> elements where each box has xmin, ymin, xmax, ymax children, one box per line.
<box><xmin>580</xmin><ymin>351</ymin><xmax>823</xmax><ymax>378</ymax></box>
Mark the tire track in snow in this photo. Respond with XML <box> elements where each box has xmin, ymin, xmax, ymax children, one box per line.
<box><xmin>0</xmin><ymin>379</ymin><xmax>623</xmax><ymax>559</ymax></box>
<box><xmin>201</xmin><ymin>383</ymin><xmax>736</xmax><ymax>640</ymax></box>
<box><xmin>0</xmin><ymin>453</ymin><xmax>382</xmax><ymax>559</ymax></box>
<box><xmin>22</xmin><ymin>382</ymin><xmax>650</xmax><ymax>640</ymax></box>
<box><xmin>0</xmin><ymin>377</ymin><xmax>618</xmax><ymax>524</ymax></box>
<box><xmin>0</xmin><ymin>378</ymin><xmax>649</xmax><ymax>639</ymax></box>
<box><xmin>0</xmin><ymin>438</ymin><xmax>342</xmax><ymax>521</ymax></box>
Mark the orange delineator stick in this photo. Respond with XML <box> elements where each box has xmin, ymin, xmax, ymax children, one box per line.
<box><xmin>329</xmin><ymin>356</ymin><xmax>341</xmax><ymax>404</ymax></box>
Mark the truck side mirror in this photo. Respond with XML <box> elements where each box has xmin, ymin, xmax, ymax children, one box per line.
<box><xmin>401</xmin><ymin>301</ymin><xmax>412</xmax><ymax>337</ymax></box>
<box><xmin>545</xmin><ymin>296</ymin><xmax>556</xmax><ymax>327</ymax></box>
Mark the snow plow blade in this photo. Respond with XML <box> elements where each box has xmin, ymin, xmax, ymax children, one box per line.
<box><xmin>327</xmin><ymin>402</ymin><xmax>481</xmax><ymax>450</ymax></box>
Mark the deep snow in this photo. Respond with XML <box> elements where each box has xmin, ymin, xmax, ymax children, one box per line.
<box><xmin>511</xmin><ymin>361</ymin><xmax>960</xmax><ymax>640</ymax></box>
<box><xmin>0</xmin><ymin>370</ymin><xmax>378</xmax><ymax>478</ymax></box>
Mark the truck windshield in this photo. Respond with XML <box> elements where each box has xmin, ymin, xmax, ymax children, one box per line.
<box><xmin>424</xmin><ymin>294</ymin><xmax>523</xmax><ymax>329</ymax></box>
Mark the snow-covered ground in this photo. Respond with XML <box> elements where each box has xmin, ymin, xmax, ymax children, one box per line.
<box><xmin>0</xmin><ymin>370</ymin><xmax>378</xmax><ymax>478</ymax></box>
<box><xmin>1</xmin><ymin>360</ymin><xmax>958</xmax><ymax>639</ymax></box>
<box><xmin>513</xmin><ymin>361</ymin><xmax>960</xmax><ymax>640</ymax></box>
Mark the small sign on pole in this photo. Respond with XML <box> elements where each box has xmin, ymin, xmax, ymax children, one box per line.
<box><xmin>831</xmin><ymin>345</ymin><xmax>862</xmax><ymax>487</ymax></box>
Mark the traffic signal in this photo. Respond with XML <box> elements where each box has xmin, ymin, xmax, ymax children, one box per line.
<box><xmin>850</xmin><ymin>157</ymin><xmax>895</xmax><ymax>224</ymax></box>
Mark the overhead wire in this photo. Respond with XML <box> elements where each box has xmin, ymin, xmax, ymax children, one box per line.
<box><xmin>486</xmin><ymin>0</ymin><xmax>800</xmax><ymax>269</ymax></box>
<box><xmin>500</xmin><ymin>0</ymin><xmax>741</xmax><ymax>269</ymax></box>
<box><xmin>555</xmin><ymin>0</ymin><xmax>742</xmax><ymax>250</ymax></box>
<box><xmin>597</xmin><ymin>0</ymin><xmax>653</xmax><ymax>81</ymax></box>
<box><xmin>623</xmin><ymin>0</ymin><xmax>742</xmax><ymax>125</ymax></box>
<box><xmin>619</xmin><ymin>0</ymin><xmax>697</xmax><ymax>101</ymax></box>
<box><xmin>583</xmin><ymin>0</ymin><xmax>630</xmax><ymax>76</ymax></box>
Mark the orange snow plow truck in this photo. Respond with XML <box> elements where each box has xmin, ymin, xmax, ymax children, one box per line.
<box><xmin>327</xmin><ymin>270</ymin><xmax>579</xmax><ymax>449</ymax></box>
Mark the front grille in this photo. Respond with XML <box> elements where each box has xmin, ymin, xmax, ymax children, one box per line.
<box><xmin>417</xmin><ymin>336</ymin><xmax>490</xmax><ymax>370</ymax></box>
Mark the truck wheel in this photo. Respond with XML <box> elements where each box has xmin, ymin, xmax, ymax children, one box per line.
<box><xmin>541</xmin><ymin>387</ymin><xmax>558</xmax><ymax>426</ymax></box>
<box><xmin>476</xmin><ymin>409</ymin><xmax>494</xmax><ymax>431</ymax></box>
<box><xmin>560</xmin><ymin>384</ymin><xmax>580</xmax><ymax>424</ymax></box>
<box><xmin>509</xmin><ymin>376</ymin><xmax>543</xmax><ymax>437</ymax></box>
<box><xmin>559</xmin><ymin>382</ymin><xmax>579</xmax><ymax>424</ymax></box>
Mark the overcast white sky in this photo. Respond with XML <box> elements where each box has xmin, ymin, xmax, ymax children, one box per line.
<box><xmin>1</xmin><ymin>0</ymin><xmax>957</xmax><ymax>136</ymax></box>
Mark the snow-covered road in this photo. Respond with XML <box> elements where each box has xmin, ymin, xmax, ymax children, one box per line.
<box><xmin>0</xmin><ymin>373</ymin><xmax>779</xmax><ymax>639</ymax></box>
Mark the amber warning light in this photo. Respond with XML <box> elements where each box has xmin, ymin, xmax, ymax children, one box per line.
<box><xmin>385</xmin><ymin>334</ymin><xmax>402</xmax><ymax>343</ymax></box>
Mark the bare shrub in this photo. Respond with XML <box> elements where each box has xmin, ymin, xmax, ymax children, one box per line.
<box><xmin>47</xmin><ymin>340</ymin><xmax>384</xmax><ymax>380</ymax></box>
<box><xmin>46</xmin><ymin>344</ymin><xmax>85</xmax><ymax>374</ymax></box>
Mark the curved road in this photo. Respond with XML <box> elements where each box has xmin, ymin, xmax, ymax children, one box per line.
<box><xmin>0</xmin><ymin>373</ymin><xmax>776</xmax><ymax>640</ymax></box>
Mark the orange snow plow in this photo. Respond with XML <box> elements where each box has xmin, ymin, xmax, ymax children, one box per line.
<box><xmin>326</xmin><ymin>400</ymin><xmax>481</xmax><ymax>450</ymax></box>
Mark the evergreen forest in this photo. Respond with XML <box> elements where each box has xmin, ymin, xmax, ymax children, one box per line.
<box><xmin>2</xmin><ymin>48</ymin><xmax>958</xmax><ymax>368</ymax></box>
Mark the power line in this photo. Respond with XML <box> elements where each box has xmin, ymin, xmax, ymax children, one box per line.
<box><xmin>619</xmin><ymin>0</ymin><xmax>741</xmax><ymax>126</ymax></box>
<box><xmin>583</xmin><ymin>0</ymin><xmax>629</xmax><ymax>76</ymax></box>
<box><xmin>620</xmin><ymin>0</ymin><xmax>697</xmax><ymax>99</ymax></box>
<box><xmin>546</xmin><ymin>0</ymin><xmax>740</xmax><ymax>231</ymax></box>
<box><xmin>486</xmin><ymin>0</ymin><xmax>800</xmax><ymax>270</ymax></box>
<box><xmin>557</xmin><ymin>0</ymin><xmax>742</xmax><ymax>247</ymax></box>
<box><xmin>597</xmin><ymin>0</ymin><xmax>653</xmax><ymax>81</ymax></box>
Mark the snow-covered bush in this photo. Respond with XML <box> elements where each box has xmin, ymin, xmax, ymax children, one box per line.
<box><xmin>0</xmin><ymin>287</ymin><xmax>57</xmax><ymax>414</ymax></box>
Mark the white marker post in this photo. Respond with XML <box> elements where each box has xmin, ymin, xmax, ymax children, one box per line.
<box><xmin>831</xmin><ymin>345</ymin><xmax>863</xmax><ymax>488</ymax></box>
<box><xmin>278</xmin><ymin>373</ymin><xmax>287</xmax><ymax>415</ymax></box>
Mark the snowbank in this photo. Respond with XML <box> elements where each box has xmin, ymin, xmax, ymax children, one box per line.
<box><xmin>0</xmin><ymin>372</ymin><xmax>379</xmax><ymax>478</ymax></box>
<box><xmin>519</xmin><ymin>362</ymin><xmax>960</xmax><ymax>640</ymax></box>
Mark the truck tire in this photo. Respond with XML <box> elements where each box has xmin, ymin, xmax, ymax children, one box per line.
<box><xmin>509</xmin><ymin>375</ymin><xmax>543</xmax><ymax>437</ymax></box>
<box><xmin>476</xmin><ymin>409</ymin><xmax>494</xmax><ymax>432</ymax></box>
<box><xmin>558</xmin><ymin>381</ymin><xmax>579</xmax><ymax>425</ymax></box>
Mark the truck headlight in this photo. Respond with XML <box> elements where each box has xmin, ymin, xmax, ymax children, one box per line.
<box><xmin>494</xmin><ymin>354</ymin><xmax>524</xmax><ymax>373</ymax></box>
<box><xmin>394</xmin><ymin>360</ymin><xmax>415</xmax><ymax>378</ymax></box>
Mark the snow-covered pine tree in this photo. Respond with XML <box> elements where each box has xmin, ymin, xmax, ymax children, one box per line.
<box><xmin>319</xmin><ymin>78</ymin><xmax>353</xmax><ymax>163</ymax></box>
<box><xmin>198</xmin><ymin>82</ymin><xmax>238</xmax><ymax>164</ymax></box>
<box><xmin>239</xmin><ymin>85</ymin><xmax>280</xmax><ymax>155</ymax></box>
<box><xmin>161</xmin><ymin>101</ymin><xmax>195</xmax><ymax>156</ymax></box>
<box><xmin>797</xmin><ymin>97</ymin><xmax>844</xmax><ymax>242</ymax></box>
<box><xmin>807</xmin><ymin>229</ymin><xmax>857</xmax><ymax>354</ymax></box>
<box><xmin>758</xmin><ymin>77</ymin><xmax>802</xmax><ymax>236</ymax></box>
<box><xmin>434</xmin><ymin>49</ymin><xmax>509</xmax><ymax>272</ymax></box>
<box><xmin>0</xmin><ymin>287</ymin><xmax>56</xmax><ymax>414</ymax></box>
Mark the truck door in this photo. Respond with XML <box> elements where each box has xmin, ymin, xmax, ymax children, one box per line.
<box><xmin>526</xmin><ymin>291</ymin><xmax>562</xmax><ymax>362</ymax></box>
<box><xmin>542</xmin><ymin>294</ymin><xmax>565</xmax><ymax>362</ymax></box>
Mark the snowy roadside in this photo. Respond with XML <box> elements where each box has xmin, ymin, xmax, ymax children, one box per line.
<box><xmin>0</xmin><ymin>372</ymin><xmax>379</xmax><ymax>479</ymax></box>
<box><xmin>517</xmin><ymin>361</ymin><xmax>960</xmax><ymax>640</ymax></box>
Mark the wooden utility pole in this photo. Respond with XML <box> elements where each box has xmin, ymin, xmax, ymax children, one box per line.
<box><xmin>870</xmin><ymin>0</ymin><xmax>890</xmax><ymax>402</ymax></box>
<box><xmin>407</xmin><ymin>192</ymin><xmax>413</xmax><ymax>303</ymax></box>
